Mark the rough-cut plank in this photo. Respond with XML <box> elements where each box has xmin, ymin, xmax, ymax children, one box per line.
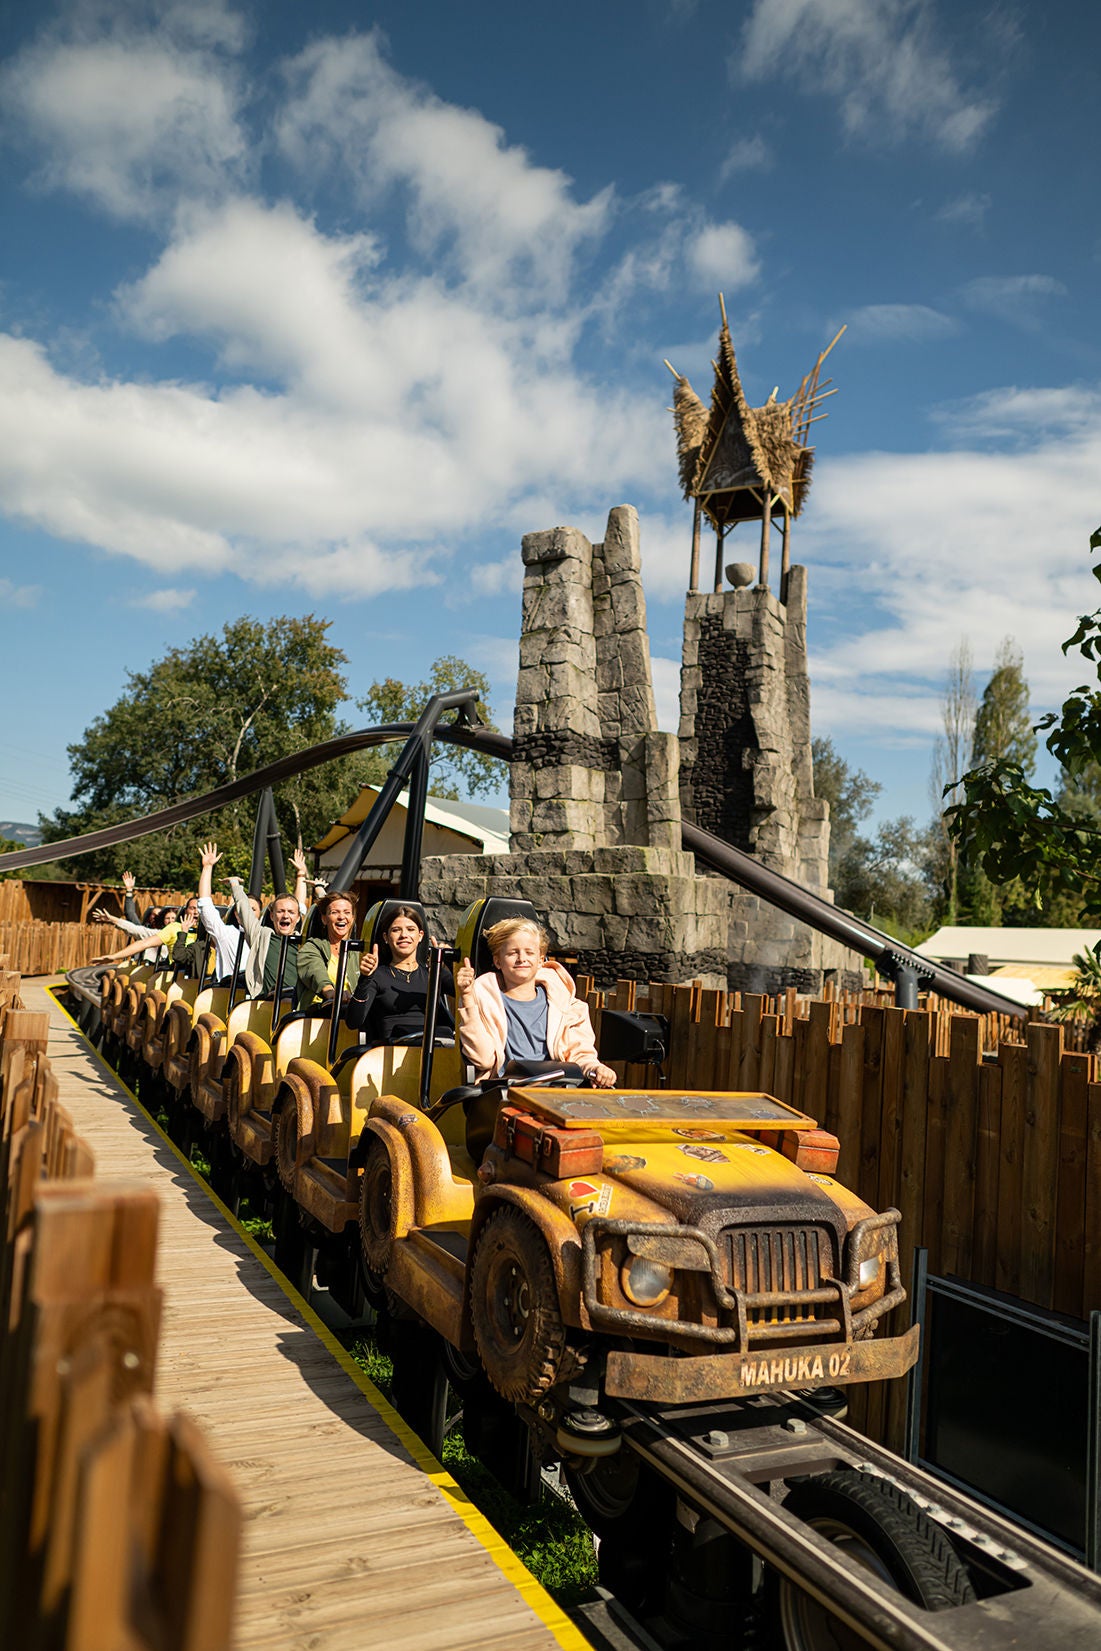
<box><xmin>1019</xmin><ymin>1022</ymin><xmax>1062</xmax><ymax>1310</ymax></box>
<box><xmin>20</xmin><ymin>985</ymin><xmax>575</xmax><ymax>1651</ymax></box>
<box><xmin>1054</xmin><ymin>1052</ymin><xmax>1090</xmax><ymax>1319</ymax></box>
<box><xmin>941</xmin><ymin>1016</ymin><xmax>980</xmax><ymax>1280</ymax></box>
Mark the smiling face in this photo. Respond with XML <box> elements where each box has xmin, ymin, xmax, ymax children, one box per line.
<box><xmin>385</xmin><ymin>911</ymin><xmax>423</xmax><ymax>963</ymax></box>
<box><xmin>323</xmin><ymin>896</ymin><xmax>355</xmax><ymax>944</ymax></box>
<box><xmin>271</xmin><ymin>895</ymin><xmax>299</xmax><ymax>936</ymax></box>
<box><xmin>492</xmin><ymin>923</ymin><xmax>545</xmax><ymax>992</ymax></box>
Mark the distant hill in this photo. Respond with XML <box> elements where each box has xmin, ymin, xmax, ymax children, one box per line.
<box><xmin>0</xmin><ymin>821</ymin><xmax>42</xmax><ymax>847</ymax></box>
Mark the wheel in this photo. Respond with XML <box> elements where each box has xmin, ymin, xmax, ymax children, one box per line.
<box><xmin>272</xmin><ymin>1099</ymin><xmax>299</xmax><ymax>1194</ymax></box>
<box><xmin>469</xmin><ymin>1206</ymin><xmax>567</xmax><ymax>1404</ymax></box>
<box><xmin>358</xmin><ymin>1136</ymin><xmax>395</xmax><ymax>1278</ymax></box>
<box><xmin>776</xmin><ymin>1470</ymin><xmax>975</xmax><ymax>1650</ymax></box>
<box><xmin>565</xmin><ymin>1448</ymin><xmax>645</xmax><ymax>1538</ymax></box>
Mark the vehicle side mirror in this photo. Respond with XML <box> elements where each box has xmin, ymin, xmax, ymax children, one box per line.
<box><xmin>598</xmin><ymin>1010</ymin><xmax>670</xmax><ymax>1068</ymax></box>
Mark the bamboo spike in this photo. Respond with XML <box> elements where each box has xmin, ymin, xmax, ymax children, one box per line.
<box><xmin>663</xmin><ymin>359</ymin><xmax>681</xmax><ymax>379</ymax></box>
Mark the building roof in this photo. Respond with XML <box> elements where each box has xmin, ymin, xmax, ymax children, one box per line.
<box><xmin>916</xmin><ymin>926</ymin><xmax>1101</xmax><ymax>969</ymax></box>
<box><xmin>313</xmin><ymin>785</ymin><xmax>509</xmax><ymax>865</ymax></box>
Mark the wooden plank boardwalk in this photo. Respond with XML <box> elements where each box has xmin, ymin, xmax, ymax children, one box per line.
<box><xmin>26</xmin><ymin>982</ymin><xmax>587</xmax><ymax>1651</ymax></box>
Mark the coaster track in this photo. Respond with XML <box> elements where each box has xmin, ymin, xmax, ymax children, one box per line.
<box><xmin>4</xmin><ymin>720</ymin><xmax>1025</xmax><ymax>1019</ymax></box>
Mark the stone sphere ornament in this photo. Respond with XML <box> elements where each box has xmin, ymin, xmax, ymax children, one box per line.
<box><xmin>725</xmin><ymin>562</ymin><xmax>755</xmax><ymax>589</ymax></box>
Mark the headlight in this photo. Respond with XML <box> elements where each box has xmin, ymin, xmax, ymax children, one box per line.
<box><xmin>620</xmin><ymin>1254</ymin><xmax>673</xmax><ymax>1307</ymax></box>
<box><xmin>858</xmin><ymin>1255</ymin><xmax>882</xmax><ymax>1291</ymax></box>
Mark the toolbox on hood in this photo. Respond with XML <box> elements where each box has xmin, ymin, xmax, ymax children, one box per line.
<box><xmin>494</xmin><ymin>1106</ymin><xmax>604</xmax><ymax>1178</ymax></box>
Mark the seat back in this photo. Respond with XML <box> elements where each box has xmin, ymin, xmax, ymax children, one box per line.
<box><xmin>361</xmin><ymin>898</ymin><xmax>431</xmax><ymax>967</ymax></box>
<box><xmin>454</xmin><ymin>896</ymin><xmax>540</xmax><ymax>976</ymax></box>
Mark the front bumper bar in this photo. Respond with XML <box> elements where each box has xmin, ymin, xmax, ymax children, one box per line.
<box><xmin>604</xmin><ymin>1322</ymin><xmax>920</xmax><ymax>1404</ymax></box>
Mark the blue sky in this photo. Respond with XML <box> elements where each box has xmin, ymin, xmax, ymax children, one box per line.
<box><xmin>0</xmin><ymin>0</ymin><xmax>1098</xmax><ymax>837</ymax></box>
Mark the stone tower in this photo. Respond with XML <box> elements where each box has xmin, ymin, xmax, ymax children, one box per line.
<box><xmin>420</xmin><ymin>505</ymin><xmax>731</xmax><ymax>986</ymax></box>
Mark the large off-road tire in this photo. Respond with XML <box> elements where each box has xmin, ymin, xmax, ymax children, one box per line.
<box><xmin>272</xmin><ymin>1097</ymin><xmax>300</xmax><ymax>1194</ymax></box>
<box><xmin>358</xmin><ymin>1136</ymin><xmax>395</xmax><ymax>1279</ymax></box>
<box><xmin>469</xmin><ymin>1206</ymin><xmax>568</xmax><ymax>1405</ymax></box>
<box><xmin>776</xmin><ymin>1469</ymin><xmax>975</xmax><ymax>1650</ymax></box>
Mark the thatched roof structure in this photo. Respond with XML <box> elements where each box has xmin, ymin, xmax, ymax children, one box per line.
<box><xmin>667</xmin><ymin>299</ymin><xmax>841</xmax><ymax>533</ymax></box>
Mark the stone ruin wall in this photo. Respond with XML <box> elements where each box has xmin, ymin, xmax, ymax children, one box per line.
<box><xmin>421</xmin><ymin>504</ymin><xmax>864</xmax><ymax>993</ymax></box>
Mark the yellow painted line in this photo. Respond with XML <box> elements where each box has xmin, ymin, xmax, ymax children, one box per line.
<box><xmin>48</xmin><ymin>985</ymin><xmax>592</xmax><ymax>1651</ymax></box>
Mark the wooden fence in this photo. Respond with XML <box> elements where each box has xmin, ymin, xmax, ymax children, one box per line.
<box><xmin>0</xmin><ymin>879</ymin><xmax>190</xmax><ymax>927</ymax></box>
<box><xmin>0</xmin><ymin>974</ymin><xmax>240</xmax><ymax>1648</ymax></box>
<box><xmin>0</xmin><ymin>919</ymin><xmax>128</xmax><ymax>979</ymax></box>
<box><xmin>584</xmin><ymin>977</ymin><xmax>1099</xmax><ymax>1452</ymax></box>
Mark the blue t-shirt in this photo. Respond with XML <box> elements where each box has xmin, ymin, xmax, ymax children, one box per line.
<box><xmin>502</xmin><ymin>986</ymin><xmax>549</xmax><ymax>1066</ymax></box>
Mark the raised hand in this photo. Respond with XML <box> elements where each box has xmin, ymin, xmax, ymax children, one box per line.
<box><xmin>455</xmin><ymin>957</ymin><xmax>476</xmax><ymax>998</ymax></box>
<box><xmin>199</xmin><ymin>841</ymin><xmax>221</xmax><ymax>868</ymax></box>
<box><xmin>122</xmin><ymin>870</ymin><xmax>135</xmax><ymax>893</ymax></box>
<box><xmin>290</xmin><ymin>847</ymin><xmax>307</xmax><ymax>876</ymax></box>
<box><xmin>92</xmin><ymin>909</ymin><xmax>114</xmax><ymax>925</ymax></box>
<box><xmin>358</xmin><ymin>943</ymin><xmax>379</xmax><ymax>979</ymax></box>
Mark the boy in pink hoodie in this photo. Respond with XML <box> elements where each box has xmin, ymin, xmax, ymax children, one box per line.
<box><xmin>456</xmin><ymin>918</ymin><xmax>615</xmax><ymax>1087</ymax></box>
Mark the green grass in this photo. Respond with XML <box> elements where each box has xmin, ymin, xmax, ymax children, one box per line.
<box><xmin>113</xmin><ymin>1047</ymin><xmax>597</xmax><ymax>1611</ymax></box>
<box><xmin>345</xmin><ymin>1333</ymin><xmax>598</xmax><ymax>1608</ymax></box>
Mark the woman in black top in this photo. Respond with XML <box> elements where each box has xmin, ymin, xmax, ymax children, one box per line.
<box><xmin>345</xmin><ymin>906</ymin><xmax>454</xmax><ymax>1044</ymax></box>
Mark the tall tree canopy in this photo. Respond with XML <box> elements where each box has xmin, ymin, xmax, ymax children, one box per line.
<box><xmin>812</xmin><ymin>736</ymin><xmax>934</xmax><ymax>938</ymax></box>
<box><xmin>951</xmin><ymin>527</ymin><xmax>1101</xmax><ymax>918</ymax></box>
<box><xmin>40</xmin><ymin>620</ymin><xmax>505</xmax><ymax>889</ymax></box>
<box><xmin>357</xmin><ymin>654</ymin><xmax>505</xmax><ymax>800</ymax></box>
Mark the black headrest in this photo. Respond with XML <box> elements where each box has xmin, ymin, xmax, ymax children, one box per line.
<box><xmin>461</xmin><ymin>896</ymin><xmax>540</xmax><ymax>977</ymax></box>
<box><xmin>366</xmin><ymin>899</ymin><xmax>430</xmax><ymax>967</ymax></box>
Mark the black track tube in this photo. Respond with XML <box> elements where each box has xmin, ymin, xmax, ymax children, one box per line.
<box><xmin>680</xmin><ymin>820</ymin><xmax>1027</xmax><ymax>1020</ymax></box>
<box><xmin>327</xmin><ymin>938</ymin><xmax>358</xmax><ymax>1067</ymax></box>
<box><xmin>271</xmin><ymin>934</ymin><xmax>300</xmax><ymax>1037</ymax></box>
<box><xmin>330</xmin><ymin>690</ymin><xmax>479</xmax><ymax>894</ymax></box>
<box><xmin>6</xmin><ymin>713</ymin><xmax>1024</xmax><ymax>1022</ymax></box>
<box><xmin>400</xmin><ymin>744</ymin><xmax>431</xmax><ymax>900</ymax></box>
<box><xmin>266</xmin><ymin>798</ymin><xmax>286</xmax><ymax>896</ymax></box>
<box><xmin>227</xmin><ymin>930</ymin><xmax>246</xmax><ymax>1012</ymax></box>
<box><xmin>419</xmin><ymin>942</ymin><xmax>447</xmax><ymax>1113</ymax></box>
<box><xmin>248</xmin><ymin>790</ymin><xmax>272</xmax><ymax>902</ymax></box>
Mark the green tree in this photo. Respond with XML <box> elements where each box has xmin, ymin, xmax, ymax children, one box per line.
<box><xmin>958</xmin><ymin>637</ymin><xmax>1036</xmax><ymax>924</ymax></box>
<box><xmin>40</xmin><ymin>615</ymin><xmax>379</xmax><ymax>888</ymax></box>
<box><xmin>812</xmin><ymin>736</ymin><xmax>881</xmax><ymax>885</ymax></box>
<box><xmin>950</xmin><ymin>525</ymin><xmax>1101</xmax><ymax>918</ymax></box>
<box><xmin>357</xmin><ymin>655</ymin><xmax>506</xmax><ymax>800</ymax></box>
<box><xmin>928</xmin><ymin>640</ymin><xmax>975</xmax><ymax>923</ymax></box>
<box><xmin>812</xmin><ymin>738</ymin><xmax>933</xmax><ymax>936</ymax></box>
<box><xmin>972</xmin><ymin>637</ymin><xmax>1037</xmax><ymax>773</ymax></box>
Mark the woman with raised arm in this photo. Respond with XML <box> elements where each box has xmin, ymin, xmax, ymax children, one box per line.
<box><xmin>296</xmin><ymin>891</ymin><xmax>361</xmax><ymax>1010</ymax></box>
<box><xmin>345</xmin><ymin>906</ymin><xmax>454</xmax><ymax>1045</ymax></box>
<box><xmin>455</xmin><ymin>917</ymin><xmax>615</xmax><ymax>1087</ymax></box>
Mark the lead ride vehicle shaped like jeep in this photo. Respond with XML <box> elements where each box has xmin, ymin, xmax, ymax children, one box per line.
<box><xmin>364</xmin><ymin>1064</ymin><xmax>918</xmax><ymax>1416</ymax></box>
<box><xmin>467</xmin><ymin>1084</ymin><xmax>917</xmax><ymax>1408</ymax></box>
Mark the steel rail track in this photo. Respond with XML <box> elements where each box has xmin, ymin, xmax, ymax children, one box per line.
<box><xmin>614</xmin><ymin>1393</ymin><xmax>1101</xmax><ymax>1650</ymax></box>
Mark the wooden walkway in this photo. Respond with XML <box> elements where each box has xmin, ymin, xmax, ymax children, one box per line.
<box><xmin>25</xmin><ymin>983</ymin><xmax>587</xmax><ymax>1651</ymax></box>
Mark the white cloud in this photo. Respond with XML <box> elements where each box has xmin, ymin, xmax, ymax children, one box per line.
<box><xmin>719</xmin><ymin>135</ymin><xmax>772</xmax><ymax>179</ymax></box>
<box><xmin>129</xmin><ymin>586</ymin><xmax>196</xmax><ymax>611</ymax></box>
<box><xmin>737</xmin><ymin>0</ymin><xmax>997</xmax><ymax>152</ymax></box>
<box><xmin>276</xmin><ymin>32</ymin><xmax>611</xmax><ymax>303</ymax></box>
<box><xmin>650</xmin><ymin>655</ymin><xmax>682</xmax><ymax>733</ymax></box>
<box><xmin>800</xmin><ymin>386</ymin><xmax>1101</xmax><ymax>742</ymax></box>
<box><xmin>688</xmin><ymin>221</ymin><xmax>761</xmax><ymax>291</ymax></box>
<box><xmin>845</xmin><ymin>303</ymin><xmax>958</xmax><ymax>343</ymax></box>
<box><xmin>960</xmin><ymin>274</ymin><xmax>1067</xmax><ymax>325</ymax></box>
<box><xmin>936</xmin><ymin>191</ymin><xmax>991</xmax><ymax>228</ymax></box>
<box><xmin>1</xmin><ymin>26</ymin><xmax>247</xmax><ymax>220</ymax></box>
<box><xmin>0</xmin><ymin>577</ymin><xmax>41</xmax><ymax>608</ymax></box>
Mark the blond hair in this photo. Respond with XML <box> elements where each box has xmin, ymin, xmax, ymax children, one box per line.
<box><xmin>484</xmin><ymin>917</ymin><xmax>548</xmax><ymax>960</ymax></box>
